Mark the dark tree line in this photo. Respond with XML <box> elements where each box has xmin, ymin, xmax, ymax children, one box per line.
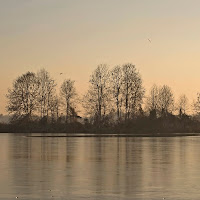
<box><xmin>4</xmin><ymin>64</ymin><xmax>200</xmax><ymax>133</ymax></box>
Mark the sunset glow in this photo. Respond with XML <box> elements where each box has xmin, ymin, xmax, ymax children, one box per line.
<box><xmin>1</xmin><ymin>1</ymin><xmax>200</xmax><ymax>114</ymax></box>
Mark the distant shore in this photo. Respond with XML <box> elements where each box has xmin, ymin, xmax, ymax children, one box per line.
<box><xmin>2</xmin><ymin>113</ymin><xmax>200</xmax><ymax>136</ymax></box>
<box><xmin>18</xmin><ymin>132</ymin><xmax>200</xmax><ymax>137</ymax></box>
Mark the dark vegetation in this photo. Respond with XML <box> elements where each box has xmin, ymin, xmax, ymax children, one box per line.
<box><xmin>2</xmin><ymin>64</ymin><xmax>200</xmax><ymax>134</ymax></box>
<box><xmin>1</xmin><ymin>113</ymin><xmax>200</xmax><ymax>134</ymax></box>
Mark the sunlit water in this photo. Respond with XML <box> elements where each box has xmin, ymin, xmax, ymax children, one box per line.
<box><xmin>0</xmin><ymin>133</ymin><xmax>200</xmax><ymax>200</ymax></box>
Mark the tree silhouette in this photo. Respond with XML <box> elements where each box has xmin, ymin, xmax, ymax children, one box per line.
<box><xmin>83</xmin><ymin>64</ymin><xmax>111</xmax><ymax>126</ymax></box>
<box><xmin>37</xmin><ymin>69</ymin><xmax>56</xmax><ymax>120</ymax></box>
<box><xmin>176</xmin><ymin>94</ymin><xmax>189</xmax><ymax>115</ymax></box>
<box><xmin>7</xmin><ymin>72</ymin><xmax>39</xmax><ymax>121</ymax></box>
<box><xmin>145</xmin><ymin>84</ymin><xmax>159</xmax><ymax>118</ymax></box>
<box><xmin>158</xmin><ymin>85</ymin><xmax>174</xmax><ymax>116</ymax></box>
<box><xmin>60</xmin><ymin>79</ymin><xmax>77</xmax><ymax>123</ymax></box>
<box><xmin>111</xmin><ymin>65</ymin><xmax>123</xmax><ymax>121</ymax></box>
<box><xmin>122</xmin><ymin>63</ymin><xmax>145</xmax><ymax>120</ymax></box>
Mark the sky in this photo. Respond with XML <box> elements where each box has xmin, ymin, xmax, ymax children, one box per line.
<box><xmin>1</xmin><ymin>0</ymin><xmax>200</xmax><ymax>114</ymax></box>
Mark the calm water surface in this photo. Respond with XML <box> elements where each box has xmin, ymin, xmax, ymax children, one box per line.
<box><xmin>0</xmin><ymin>133</ymin><xmax>200</xmax><ymax>200</ymax></box>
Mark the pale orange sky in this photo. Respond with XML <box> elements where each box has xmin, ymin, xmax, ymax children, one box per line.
<box><xmin>1</xmin><ymin>0</ymin><xmax>200</xmax><ymax>114</ymax></box>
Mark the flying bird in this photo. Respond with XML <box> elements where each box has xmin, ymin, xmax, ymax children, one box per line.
<box><xmin>60</xmin><ymin>73</ymin><xmax>63</xmax><ymax>75</ymax></box>
<box><xmin>148</xmin><ymin>38</ymin><xmax>151</xmax><ymax>43</ymax></box>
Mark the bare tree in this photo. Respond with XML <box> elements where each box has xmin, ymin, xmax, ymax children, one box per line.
<box><xmin>158</xmin><ymin>85</ymin><xmax>174</xmax><ymax>115</ymax></box>
<box><xmin>7</xmin><ymin>72</ymin><xmax>39</xmax><ymax>120</ymax></box>
<box><xmin>110</xmin><ymin>66</ymin><xmax>123</xmax><ymax>121</ymax></box>
<box><xmin>145</xmin><ymin>84</ymin><xmax>159</xmax><ymax>117</ymax></box>
<box><xmin>193</xmin><ymin>93</ymin><xmax>200</xmax><ymax>115</ymax></box>
<box><xmin>83</xmin><ymin>64</ymin><xmax>111</xmax><ymax>124</ymax></box>
<box><xmin>37</xmin><ymin>69</ymin><xmax>56</xmax><ymax>120</ymax></box>
<box><xmin>122</xmin><ymin>63</ymin><xmax>145</xmax><ymax>120</ymax></box>
<box><xmin>49</xmin><ymin>95</ymin><xmax>60</xmax><ymax>123</ymax></box>
<box><xmin>177</xmin><ymin>94</ymin><xmax>189</xmax><ymax>115</ymax></box>
<box><xmin>60</xmin><ymin>79</ymin><xmax>77</xmax><ymax>122</ymax></box>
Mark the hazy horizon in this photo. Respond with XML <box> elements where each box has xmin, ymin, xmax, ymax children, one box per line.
<box><xmin>1</xmin><ymin>0</ymin><xmax>200</xmax><ymax>114</ymax></box>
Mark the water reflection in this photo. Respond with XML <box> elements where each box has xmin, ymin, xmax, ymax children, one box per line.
<box><xmin>0</xmin><ymin>134</ymin><xmax>200</xmax><ymax>199</ymax></box>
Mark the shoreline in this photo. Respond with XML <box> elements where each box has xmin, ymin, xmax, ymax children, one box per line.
<box><xmin>22</xmin><ymin>133</ymin><xmax>200</xmax><ymax>137</ymax></box>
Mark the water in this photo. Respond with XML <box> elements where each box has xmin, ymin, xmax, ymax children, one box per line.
<box><xmin>0</xmin><ymin>133</ymin><xmax>200</xmax><ymax>200</ymax></box>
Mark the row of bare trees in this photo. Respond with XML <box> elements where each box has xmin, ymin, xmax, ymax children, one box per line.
<box><xmin>83</xmin><ymin>64</ymin><xmax>145</xmax><ymax>125</ymax></box>
<box><xmin>7</xmin><ymin>69</ymin><xmax>77</xmax><ymax>123</ymax></box>
<box><xmin>6</xmin><ymin>63</ymin><xmax>200</xmax><ymax>125</ymax></box>
<box><xmin>145</xmin><ymin>84</ymin><xmax>190</xmax><ymax>118</ymax></box>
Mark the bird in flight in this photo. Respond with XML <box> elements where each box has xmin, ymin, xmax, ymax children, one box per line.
<box><xmin>60</xmin><ymin>73</ymin><xmax>63</xmax><ymax>75</ymax></box>
<box><xmin>148</xmin><ymin>38</ymin><xmax>151</xmax><ymax>43</ymax></box>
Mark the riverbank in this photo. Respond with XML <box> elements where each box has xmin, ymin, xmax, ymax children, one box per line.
<box><xmin>24</xmin><ymin>133</ymin><xmax>200</xmax><ymax>137</ymax></box>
